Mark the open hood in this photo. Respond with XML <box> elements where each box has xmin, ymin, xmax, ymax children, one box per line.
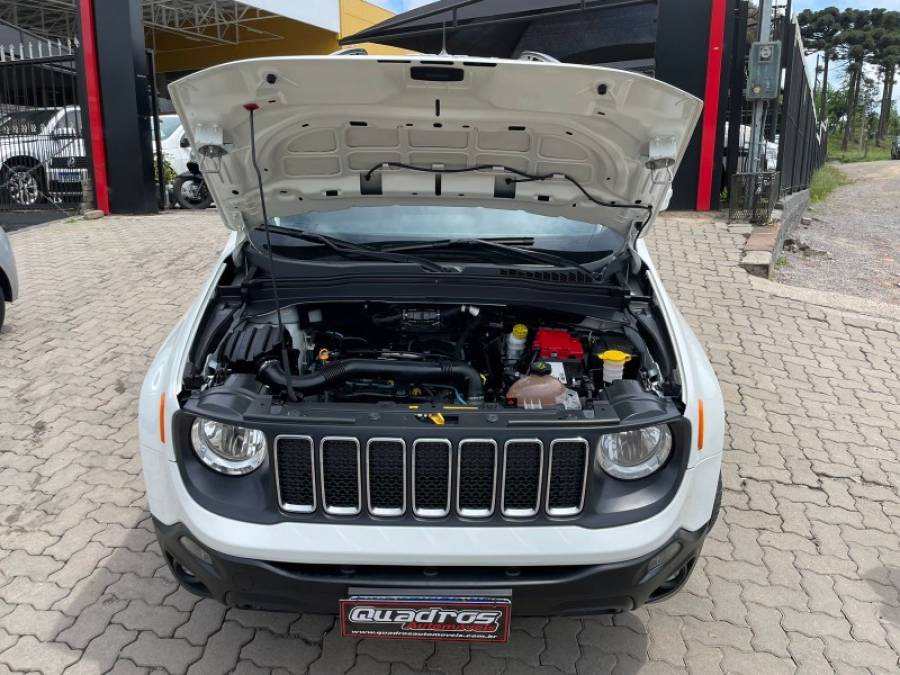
<box><xmin>169</xmin><ymin>55</ymin><xmax>701</xmax><ymax>241</ymax></box>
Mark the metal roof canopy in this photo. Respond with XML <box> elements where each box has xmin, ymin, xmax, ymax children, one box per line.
<box><xmin>0</xmin><ymin>0</ymin><xmax>284</xmax><ymax>46</ymax></box>
<box><xmin>340</xmin><ymin>0</ymin><xmax>658</xmax><ymax>65</ymax></box>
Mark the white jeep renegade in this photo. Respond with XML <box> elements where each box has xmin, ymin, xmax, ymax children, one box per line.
<box><xmin>139</xmin><ymin>55</ymin><xmax>723</xmax><ymax>641</ymax></box>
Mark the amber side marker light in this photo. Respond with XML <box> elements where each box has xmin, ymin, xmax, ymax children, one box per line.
<box><xmin>159</xmin><ymin>393</ymin><xmax>167</xmax><ymax>444</ymax></box>
<box><xmin>697</xmin><ymin>400</ymin><xmax>705</xmax><ymax>450</ymax></box>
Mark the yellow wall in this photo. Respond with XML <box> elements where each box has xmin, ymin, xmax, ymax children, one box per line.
<box><xmin>339</xmin><ymin>0</ymin><xmax>412</xmax><ymax>56</ymax></box>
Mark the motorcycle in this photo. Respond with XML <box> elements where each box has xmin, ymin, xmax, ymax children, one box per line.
<box><xmin>173</xmin><ymin>161</ymin><xmax>212</xmax><ymax>209</ymax></box>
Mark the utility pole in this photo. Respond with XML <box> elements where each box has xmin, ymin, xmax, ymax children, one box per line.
<box><xmin>748</xmin><ymin>0</ymin><xmax>774</xmax><ymax>174</ymax></box>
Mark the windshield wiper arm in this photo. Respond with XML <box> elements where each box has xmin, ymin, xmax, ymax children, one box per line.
<box><xmin>260</xmin><ymin>225</ymin><xmax>454</xmax><ymax>274</ymax></box>
<box><xmin>383</xmin><ymin>238</ymin><xmax>603</xmax><ymax>280</ymax></box>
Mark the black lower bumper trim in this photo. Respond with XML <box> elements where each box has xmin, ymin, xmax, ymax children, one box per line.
<box><xmin>153</xmin><ymin>518</ymin><xmax>711</xmax><ymax>616</ymax></box>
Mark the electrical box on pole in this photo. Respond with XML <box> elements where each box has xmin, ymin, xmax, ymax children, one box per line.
<box><xmin>746</xmin><ymin>41</ymin><xmax>782</xmax><ymax>100</ymax></box>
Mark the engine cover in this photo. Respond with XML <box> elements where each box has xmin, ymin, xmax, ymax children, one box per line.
<box><xmin>532</xmin><ymin>328</ymin><xmax>584</xmax><ymax>360</ymax></box>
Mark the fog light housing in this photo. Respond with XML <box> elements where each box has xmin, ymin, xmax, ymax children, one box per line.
<box><xmin>640</xmin><ymin>541</ymin><xmax>682</xmax><ymax>583</ymax></box>
<box><xmin>190</xmin><ymin>417</ymin><xmax>267</xmax><ymax>475</ymax></box>
<box><xmin>596</xmin><ymin>424</ymin><xmax>672</xmax><ymax>480</ymax></box>
<box><xmin>179</xmin><ymin>536</ymin><xmax>213</xmax><ymax>566</ymax></box>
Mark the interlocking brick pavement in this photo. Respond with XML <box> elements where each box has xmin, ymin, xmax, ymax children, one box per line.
<box><xmin>0</xmin><ymin>210</ymin><xmax>899</xmax><ymax>674</ymax></box>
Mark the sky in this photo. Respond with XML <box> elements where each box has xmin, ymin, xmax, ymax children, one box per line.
<box><xmin>369</xmin><ymin>0</ymin><xmax>433</xmax><ymax>12</ymax></box>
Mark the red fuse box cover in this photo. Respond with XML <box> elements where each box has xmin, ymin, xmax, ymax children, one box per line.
<box><xmin>532</xmin><ymin>328</ymin><xmax>584</xmax><ymax>360</ymax></box>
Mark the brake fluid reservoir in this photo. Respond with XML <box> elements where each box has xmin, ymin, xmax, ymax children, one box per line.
<box><xmin>506</xmin><ymin>324</ymin><xmax>528</xmax><ymax>364</ymax></box>
<box><xmin>600</xmin><ymin>350</ymin><xmax>632</xmax><ymax>384</ymax></box>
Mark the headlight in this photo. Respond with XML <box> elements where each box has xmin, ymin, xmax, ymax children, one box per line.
<box><xmin>596</xmin><ymin>424</ymin><xmax>672</xmax><ymax>480</ymax></box>
<box><xmin>190</xmin><ymin>417</ymin><xmax>267</xmax><ymax>475</ymax></box>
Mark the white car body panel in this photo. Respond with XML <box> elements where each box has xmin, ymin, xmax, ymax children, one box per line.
<box><xmin>138</xmin><ymin>238</ymin><xmax>723</xmax><ymax>566</ymax></box>
<box><xmin>140</xmin><ymin>56</ymin><xmax>723</xmax><ymax>569</ymax></box>
<box><xmin>0</xmin><ymin>226</ymin><xmax>18</xmax><ymax>302</ymax></box>
<box><xmin>157</xmin><ymin>116</ymin><xmax>192</xmax><ymax>175</ymax></box>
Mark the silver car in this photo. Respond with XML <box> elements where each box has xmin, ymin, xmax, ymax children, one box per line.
<box><xmin>0</xmin><ymin>226</ymin><xmax>18</xmax><ymax>330</ymax></box>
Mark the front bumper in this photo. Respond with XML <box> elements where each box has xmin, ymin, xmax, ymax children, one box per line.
<box><xmin>155</xmin><ymin>517</ymin><xmax>711</xmax><ymax>615</ymax></box>
<box><xmin>142</xmin><ymin>444</ymin><xmax>721</xmax><ymax>566</ymax></box>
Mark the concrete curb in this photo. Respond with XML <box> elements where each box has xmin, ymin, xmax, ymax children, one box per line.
<box><xmin>749</xmin><ymin>274</ymin><xmax>900</xmax><ymax>324</ymax></box>
<box><xmin>738</xmin><ymin>189</ymin><xmax>811</xmax><ymax>278</ymax></box>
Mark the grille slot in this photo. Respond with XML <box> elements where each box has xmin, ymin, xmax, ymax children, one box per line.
<box><xmin>501</xmin><ymin>439</ymin><xmax>543</xmax><ymax>517</ymax></box>
<box><xmin>546</xmin><ymin>438</ymin><xmax>589</xmax><ymax>516</ymax></box>
<box><xmin>320</xmin><ymin>437</ymin><xmax>361</xmax><ymax>515</ymax></box>
<box><xmin>456</xmin><ymin>440</ymin><xmax>497</xmax><ymax>517</ymax></box>
<box><xmin>275</xmin><ymin>436</ymin><xmax>315</xmax><ymax>513</ymax></box>
<box><xmin>366</xmin><ymin>438</ymin><xmax>406</xmax><ymax>516</ymax></box>
<box><xmin>412</xmin><ymin>439</ymin><xmax>452</xmax><ymax>517</ymax></box>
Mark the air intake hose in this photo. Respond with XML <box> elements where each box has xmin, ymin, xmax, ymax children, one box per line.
<box><xmin>258</xmin><ymin>358</ymin><xmax>484</xmax><ymax>403</ymax></box>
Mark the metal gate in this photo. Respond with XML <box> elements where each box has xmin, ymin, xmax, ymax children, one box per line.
<box><xmin>0</xmin><ymin>40</ymin><xmax>87</xmax><ymax>216</ymax></box>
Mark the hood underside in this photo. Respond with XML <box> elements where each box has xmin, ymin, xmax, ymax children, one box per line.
<box><xmin>169</xmin><ymin>55</ymin><xmax>702</xmax><ymax>239</ymax></box>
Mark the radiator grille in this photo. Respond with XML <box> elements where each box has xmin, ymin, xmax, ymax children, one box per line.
<box><xmin>456</xmin><ymin>440</ymin><xmax>497</xmax><ymax>517</ymax></box>
<box><xmin>366</xmin><ymin>438</ymin><xmax>406</xmax><ymax>516</ymax></box>
<box><xmin>501</xmin><ymin>440</ymin><xmax>543</xmax><ymax>517</ymax></box>
<box><xmin>546</xmin><ymin>439</ymin><xmax>589</xmax><ymax>516</ymax></box>
<box><xmin>320</xmin><ymin>437</ymin><xmax>361</xmax><ymax>515</ymax></box>
<box><xmin>275</xmin><ymin>436</ymin><xmax>315</xmax><ymax>513</ymax></box>
<box><xmin>413</xmin><ymin>439</ymin><xmax>452</xmax><ymax>517</ymax></box>
<box><xmin>274</xmin><ymin>435</ymin><xmax>590</xmax><ymax>520</ymax></box>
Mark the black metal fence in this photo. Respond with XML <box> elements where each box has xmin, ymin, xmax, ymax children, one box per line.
<box><xmin>0</xmin><ymin>41</ymin><xmax>87</xmax><ymax>214</ymax></box>
<box><xmin>725</xmin><ymin>4</ymin><xmax>826</xmax><ymax>222</ymax></box>
<box><xmin>776</xmin><ymin>18</ymin><xmax>826</xmax><ymax>196</ymax></box>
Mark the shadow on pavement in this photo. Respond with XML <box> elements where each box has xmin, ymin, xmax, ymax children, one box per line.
<box><xmin>0</xmin><ymin>210</ymin><xmax>69</xmax><ymax>233</ymax></box>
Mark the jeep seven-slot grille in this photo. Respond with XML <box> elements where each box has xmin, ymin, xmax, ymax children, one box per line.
<box><xmin>367</xmin><ymin>439</ymin><xmax>406</xmax><ymax>516</ymax></box>
<box><xmin>274</xmin><ymin>436</ymin><xmax>589</xmax><ymax>519</ymax></box>
<box><xmin>320</xmin><ymin>437</ymin><xmax>361</xmax><ymax>515</ymax></box>
<box><xmin>501</xmin><ymin>440</ymin><xmax>543</xmax><ymax>516</ymax></box>
<box><xmin>546</xmin><ymin>439</ymin><xmax>589</xmax><ymax>516</ymax></box>
<box><xmin>456</xmin><ymin>440</ymin><xmax>497</xmax><ymax>516</ymax></box>
<box><xmin>275</xmin><ymin>436</ymin><xmax>316</xmax><ymax>512</ymax></box>
<box><xmin>413</xmin><ymin>440</ymin><xmax>452</xmax><ymax>517</ymax></box>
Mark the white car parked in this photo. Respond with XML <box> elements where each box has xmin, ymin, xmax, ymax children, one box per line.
<box><xmin>0</xmin><ymin>106</ymin><xmax>85</xmax><ymax>207</ymax></box>
<box><xmin>156</xmin><ymin>113</ymin><xmax>191</xmax><ymax>175</ymax></box>
<box><xmin>0</xmin><ymin>225</ymin><xmax>18</xmax><ymax>331</ymax></box>
<box><xmin>139</xmin><ymin>55</ymin><xmax>723</xmax><ymax>636</ymax></box>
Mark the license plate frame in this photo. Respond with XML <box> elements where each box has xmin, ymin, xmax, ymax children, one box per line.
<box><xmin>340</xmin><ymin>594</ymin><xmax>511</xmax><ymax>642</ymax></box>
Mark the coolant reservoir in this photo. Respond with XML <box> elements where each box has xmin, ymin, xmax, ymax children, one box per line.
<box><xmin>599</xmin><ymin>350</ymin><xmax>632</xmax><ymax>384</ymax></box>
<box><xmin>506</xmin><ymin>374</ymin><xmax>567</xmax><ymax>409</ymax></box>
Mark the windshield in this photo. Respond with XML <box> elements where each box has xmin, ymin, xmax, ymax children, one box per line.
<box><xmin>271</xmin><ymin>206</ymin><xmax>623</xmax><ymax>262</ymax></box>
<box><xmin>158</xmin><ymin>116</ymin><xmax>181</xmax><ymax>140</ymax></box>
<box><xmin>0</xmin><ymin>109</ymin><xmax>57</xmax><ymax>136</ymax></box>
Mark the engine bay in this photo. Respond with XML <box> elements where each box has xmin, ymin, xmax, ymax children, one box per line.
<box><xmin>189</xmin><ymin>298</ymin><xmax>680</xmax><ymax>412</ymax></box>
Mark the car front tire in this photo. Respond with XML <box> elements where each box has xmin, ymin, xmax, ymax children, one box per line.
<box><xmin>0</xmin><ymin>284</ymin><xmax>5</xmax><ymax>331</ymax></box>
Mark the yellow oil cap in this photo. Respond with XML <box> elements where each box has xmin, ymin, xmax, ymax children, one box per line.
<box><xmin>512</xmin><ymin>323</ymin><xmax>528</xmax><ymax>339</ymax></box>
<box><xmin>599</xmin><ymin>349</ymin><xmax>632</xmax><ymax>364</ymax></box>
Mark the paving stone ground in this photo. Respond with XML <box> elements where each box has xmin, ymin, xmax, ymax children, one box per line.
<box><xmin>0</xmin><ymin>210</ymin><xmax>899</xmax><ymax>674</ymax></box>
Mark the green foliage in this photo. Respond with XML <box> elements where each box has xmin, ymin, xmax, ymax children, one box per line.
<box><xmin>809</xmin><ymin>164</ymin><xmax>849</xmax><ymax>202</ymax></box>
<box><xmin>799</xmin><ymin>7</ymin><xmax>900</xmax><ymax>151</ymax></box>
<box><xmin>154</xmin><ymin>156</ymin><xmax>177</xmax><ymax>185</ymax></box>
<box><xmin>826</xmin><ymin>135</ymin><xmax>891</xmax><ymax>163</ymax></box>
